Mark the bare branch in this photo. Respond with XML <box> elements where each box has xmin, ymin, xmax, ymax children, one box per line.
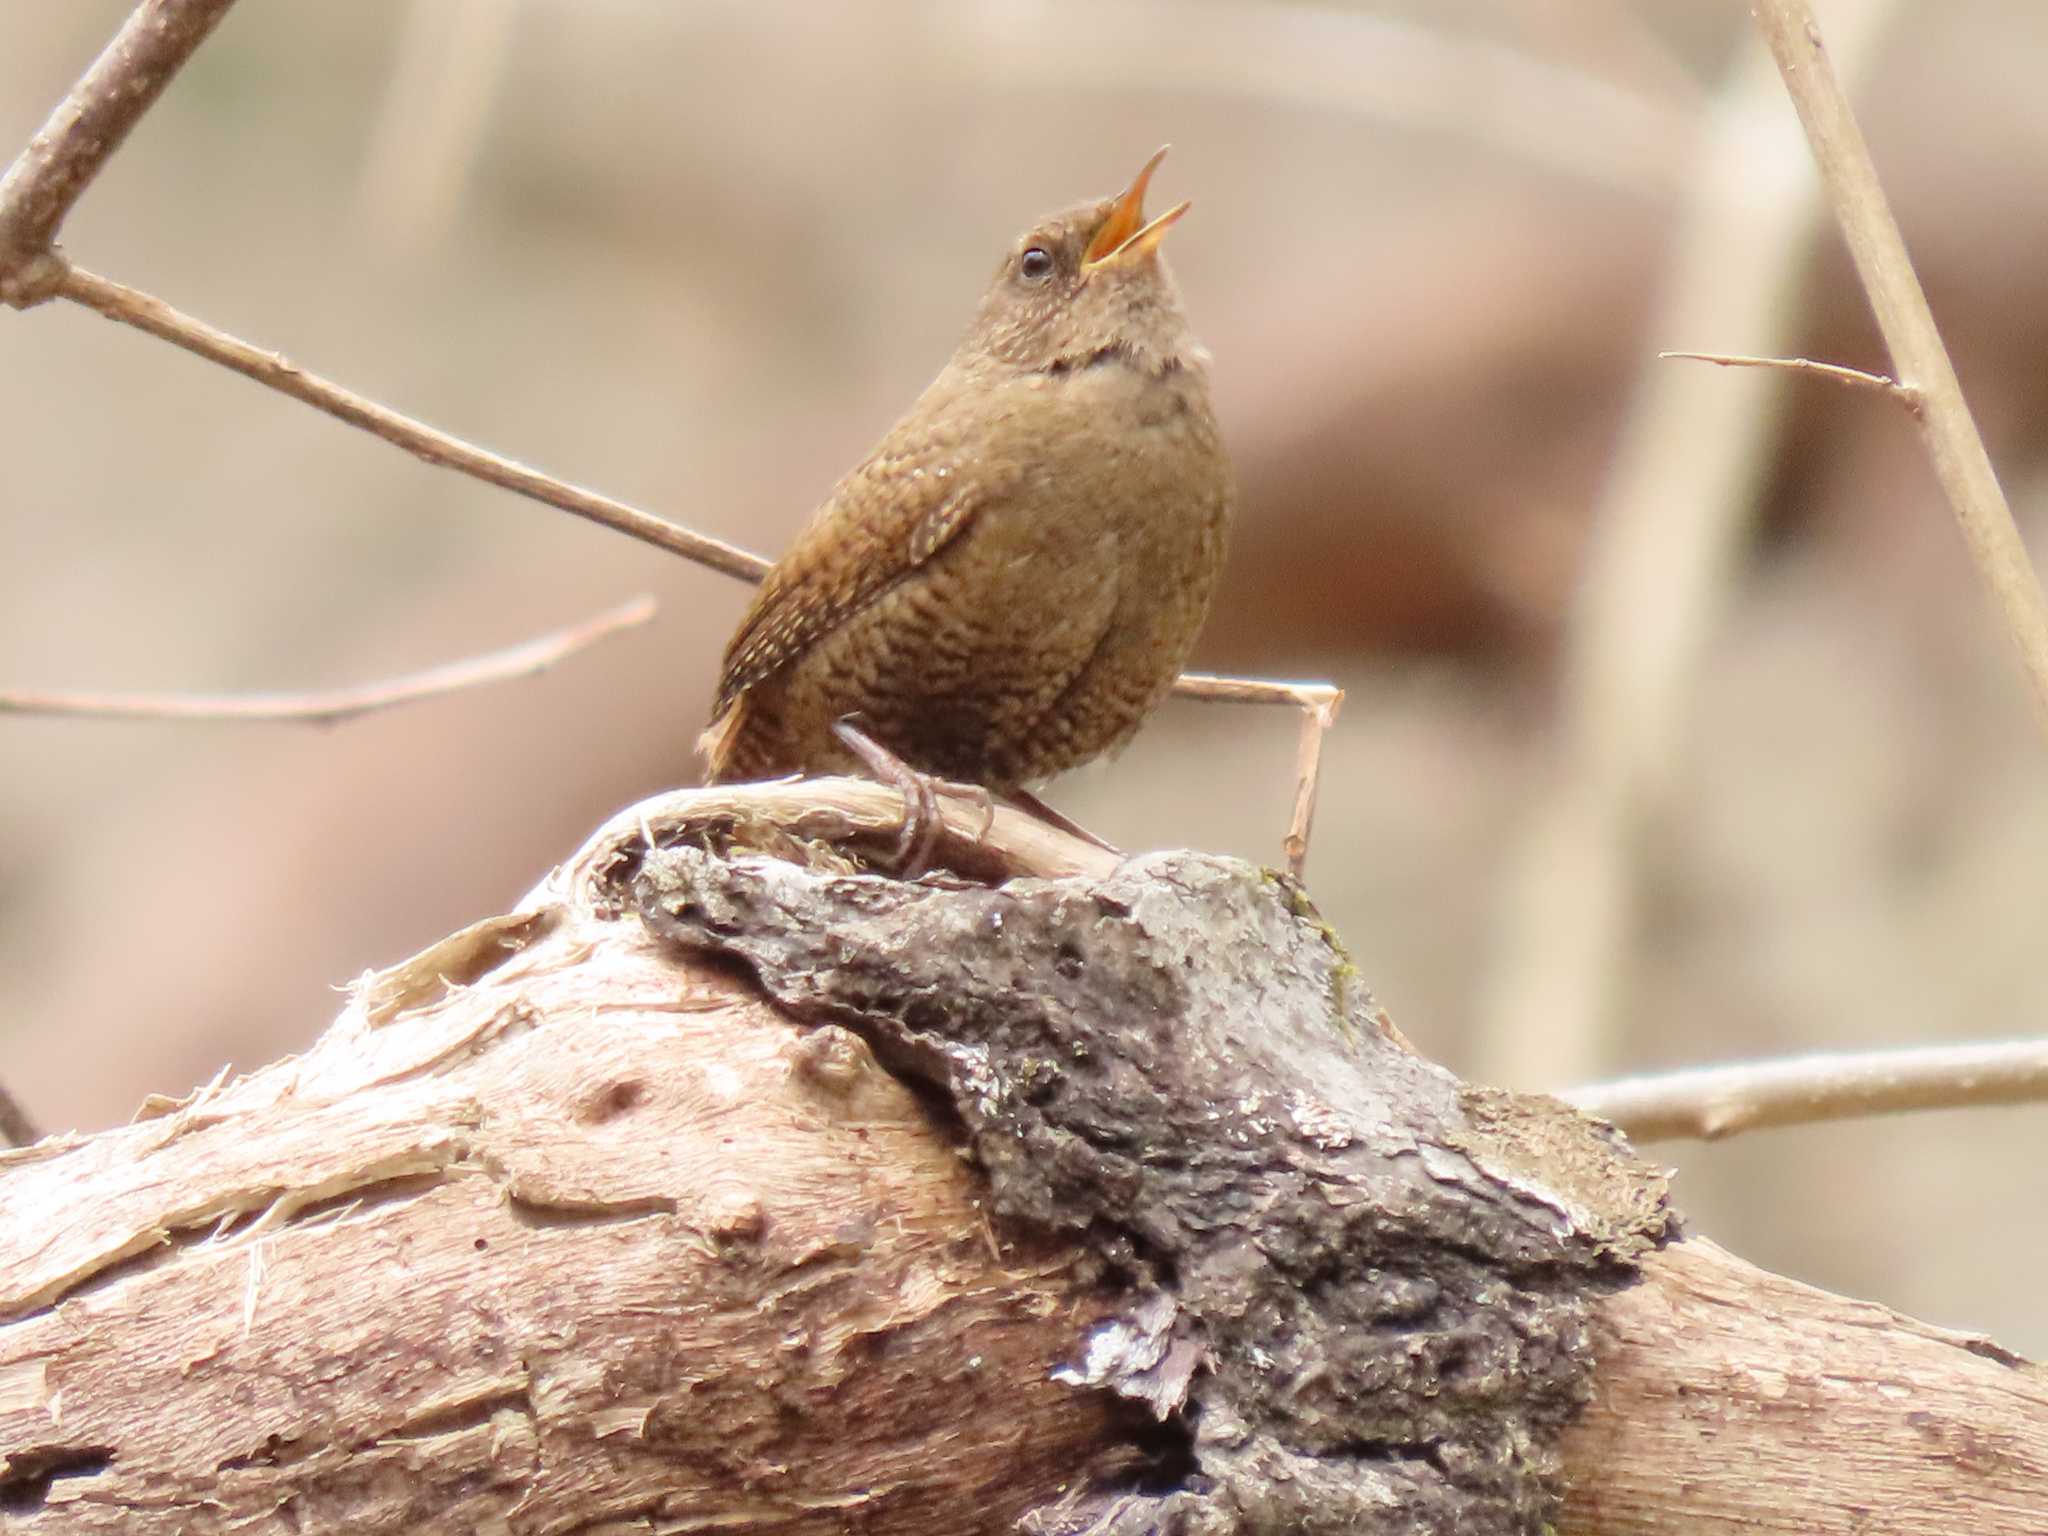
<box><xmin>1174</xmin><ymin>674</ymin><xmax>1344</xmax><ymax>876</ymax></box>
<box><xmin>0</xmin><ymin>595</ymin><xmax>656</xmax><ymax>727</ymax></box>
<box><xmin>1172</xmin><ymin>672</ymin><xmax>1338</xmax><ymax>710</ymax></box>
<box><xmin>1473</xmin><ymin>8</ymin><xmax>1905</xmax><ymax>1093</ymax></box>
<box><xmin>1753</xmin><ymin>0</ymin><xmax>2048</xmax><ymax>739</ymax></box>
<box><xmin>1566</xmin><ymin>1038</ymin><xmax>2048</xmax><ymax>1144</ymax></box>
<box><xmin>0</xmin><ymin>0</ymin><xmax>240</xmax><ymax>306</ymax></box>
<box><xmin>1660</xmin><ymin>349</ymin><xmax>1921</xmax><ymax>412</ymax></box>
<box><xmin>54</xmin><ymin>265</ymin><xmax>770</xmax><ymax>583</ymax></box>
<box><xmin>1286</xmin><ymin>687</ymin><xmax>1342</xmax><ymax>879</ymax></box>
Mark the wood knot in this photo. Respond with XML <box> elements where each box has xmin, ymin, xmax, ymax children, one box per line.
<box><xmin>786</xmin><ymin>1025</ymin><xmax>873</xmax><ymax>1095</ymax></box>
<box><xmin>704</xmin><ymin>1189</ymin><xmax>767</xmax><ymax>1243</ymax></box>
<box><xmin>580</xmin><ymin>1079</ymin><xmax>648</xmax><ymax>1124</ymax></box>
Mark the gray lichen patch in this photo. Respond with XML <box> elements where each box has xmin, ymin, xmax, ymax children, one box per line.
<box><xmin>635</xmin><ymin>847</ymin><xmax>1677</xmax><ymax>1535</ymax></box>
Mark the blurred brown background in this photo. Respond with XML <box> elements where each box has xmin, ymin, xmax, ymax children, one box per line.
<box><xmin>4</xmin><ymin>1</ymin><xmax>2044</xmax><ymax>1351</ymax></box>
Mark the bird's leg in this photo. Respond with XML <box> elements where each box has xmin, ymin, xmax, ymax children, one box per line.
<box><xmin>830</xmin><ymin>718</ymin><xmax>950</xmax><ymax>875</ymax></box>
<box><xmin>1002</xmin><ymin>788</ymin><xmax>1122</xmax><ymax>855</ymax></box>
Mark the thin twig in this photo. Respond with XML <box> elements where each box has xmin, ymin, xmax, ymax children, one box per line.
<box><xmin>1282</xmin><ymin>692</ymin><xmax>1342</xmax><ymax>879</ymax></box>
<box><xmin>1474</xmin><ymin>5</ymin><xmax>1904</xmax><ymax>1090</ymax></box>
<box><xmin>1660</xmin><ymin>349</ymin><xmax>1921</xmax><ymax>412</ymax></box>
<box><xmin>1172</xmin><ymin>672</ymin><xmax>1333</xmax><ymax>709</ymax></box>
<box><xmin>1177</xmin><ymin>675</ymin><xmax>1344</xmax><ymax>875</ymax></box>
<box><xmin>1270</xmin><ymin>688</ymin><xmax>1341</xmax><ymax>874</ymax></box>
<box><xmin>55</xmin><ymin>265</ymin><xmax>770</xmax><ymax>583</ymax></box>
<box><xmin>0</xmin><ymin>0</ymin><xmax>241</xmax><ymax>305</ymax></box>
<box><xmin>1753</xmin><ymin>0</ymin><xmax>2048</xmax><ymax>738</ymax></box>
<box><xmin>0</xmin><ymin>595</ymin><xmax>656</xmax><ymax>726</ymax></box>
<box><xmin>1566</xmin><ymin>1037</ymin><xmax>2048</xmax><ymax>1144</ymax></box>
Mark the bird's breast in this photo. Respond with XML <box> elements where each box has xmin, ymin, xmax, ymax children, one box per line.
<box><xmin>991</xmin><ymin>364</ymin><xmax>1231</xmax><ymax>549</ymax></box>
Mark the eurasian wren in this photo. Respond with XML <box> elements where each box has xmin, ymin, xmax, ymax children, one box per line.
<box><xmin>700</xmin><ymin>149</ymin><xmax>1233</xmax><ymax>794</ymax></box>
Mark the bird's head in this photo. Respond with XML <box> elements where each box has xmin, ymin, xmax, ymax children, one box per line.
<box><xmin>963</xmin><ymin>147</ymin><xmax>1204</xmax><ymax>379</ymax></box>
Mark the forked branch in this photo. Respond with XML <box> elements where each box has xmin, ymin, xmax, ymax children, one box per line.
<box><xmin>1751</xmin><ymin>0</ymin><xmax>2048</xmax><ymax>737</ymax></box>
<box><xmin>0</xmin><ymin>0</ymin><xmax>239</xmax><ymax>303</ymax></box>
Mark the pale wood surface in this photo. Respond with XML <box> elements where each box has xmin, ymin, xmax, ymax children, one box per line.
<box><xmin>1565</xmin><ymin>1236</ymin><xmax>2048</xmax><ymax>1534</ymax></box>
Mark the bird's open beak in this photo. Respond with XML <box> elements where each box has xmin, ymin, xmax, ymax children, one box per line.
<box><xmin>1082</xmin><ymin>146</ymin><xmax>1191</xmax><ymax>271</ymax></box>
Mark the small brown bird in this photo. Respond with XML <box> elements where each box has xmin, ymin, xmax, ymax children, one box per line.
<box><xmin>700</xmin><ymin>148</ymin><xmax>1233</xmax><ymax>803</ymax></box>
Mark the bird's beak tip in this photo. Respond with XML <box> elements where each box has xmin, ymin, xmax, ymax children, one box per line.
<box><xmin>1083</xmin><ymin>146</ymin><xmax>1183</xmax><ymax>270</ymax></box>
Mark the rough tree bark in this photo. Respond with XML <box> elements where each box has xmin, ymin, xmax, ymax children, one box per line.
<box><xmin>0</xmin><ymin>781</ymin><xmax>2042</xmax><ymax>1534</ymax></box>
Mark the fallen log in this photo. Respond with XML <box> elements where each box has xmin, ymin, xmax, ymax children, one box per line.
<box><xmin>1</xmin><ymin>781</ymin><xmax>2041</xmax><ymax>1533</ymax></box>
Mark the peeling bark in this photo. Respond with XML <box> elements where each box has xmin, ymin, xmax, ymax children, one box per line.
<box><xmin>0</xmin><ymin>781</ymin><xmax>2041</xmax><ymax>1534</ymax></box>
<box><xmin>635</xmin><ymin>843</ymin><xmax>1673</xmax><ymax>1534</ymax></box>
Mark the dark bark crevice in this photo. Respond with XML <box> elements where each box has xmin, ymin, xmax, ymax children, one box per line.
<box><xmin>636</xmin><ymin>846</ymin><xmax>1677</xmax><ymax>1535</ymax></box>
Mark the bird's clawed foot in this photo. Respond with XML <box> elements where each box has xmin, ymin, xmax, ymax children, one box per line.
<box><xmin>830</xmin><ymin>718</ymin><xmax>989</xmax><ymax>876</ymax></box>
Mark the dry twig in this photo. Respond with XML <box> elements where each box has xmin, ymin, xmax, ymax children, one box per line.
<box><xmin>1175</xmin><ymin>674</ymin><xmax>1344</xmax><ymax>878</ymax></box>
<box><xmin>0</xmin><ymin>0</ymin><xmax>240</xmax><ymax>304</ymax></box>
<box><xmin>0</xmin><ymin>0</ymin><xmax>759</xmax><ymax>582</ymax></box>
<box><xmin>1475</xmin><ymin>3</ymin><xmax>1904</xmax><ymax>1090</ymax></box>
<box><xmin>1284</xmin><ymin>685</ymin><xmax>1343</xmax><ymax>880</ymax></box>
<box><xmin>1752</xmin><ymin>0</ymin><xmax>2048</xmax><ymax>736</ymax></box>
<box><xmin>1567</xmin><ymin>1037</ymin><xmax>2048</xmax><ymax>1144</ymax></box>
<box><xmin>1660</xmin><ymin>349</ymin><xmax>1920</xmax><ymax>411</ymax></box>
<box><xmin>52</xmin><ymin>266</ymin><xmax>768</xmax><ymax>582</ymax></box>
<box><xmin>0</xmin><ymin>595</ymin><xmax>656</xmax><ymax>726</ymax></box>
<box><xmin>1488</xmin><ymin>2</ymin><xmax>2048</xmax><ymax>1093</ymax></box>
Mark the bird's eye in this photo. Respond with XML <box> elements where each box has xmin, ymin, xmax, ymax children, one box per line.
<box><xmin>1018</xmin><ymin>246</ymin><xmax>1055</xmax><ymax>283</ymax></box>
